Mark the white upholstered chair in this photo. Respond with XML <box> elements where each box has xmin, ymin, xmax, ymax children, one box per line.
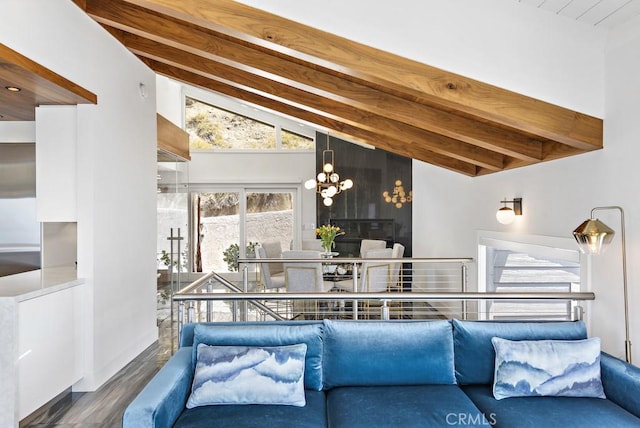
<box><xmin>301</xmin><ymin>239</ymin><xmax>324</xmax><ymax>251</ymax></box>
<box><xmin>282</xmin><ymin>250</ymin><xmax>331</xmax><ymax>318</ymax></box>
<box><xmin>334</xmin><ymin>247</ymin><xmax>393</xmax><ymax>292</ymax></box>
<box><xmin>255</xmin><ymin>246</ymin><xmax>285</xmax><ymax>291</ymax></box>
<box><xmin>261</xmin><ymin>240</ymin><xmax>283</xmax><ymax>275</ymax></box>
<box><xmin>389</xmin><ymin>243</ymin><xmax>405</xmax><ymax>290</ymax></box>
<box><xmin>359</xmin><ymin>239</ymin><xmax>387</xmax><ymax>257</ymax></box>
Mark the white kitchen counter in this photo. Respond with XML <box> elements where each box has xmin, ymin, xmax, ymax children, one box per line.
<box><xmin>0</xmin><ymin>264</ymin><xmax>83</xmax><ymax>301</ymax></box>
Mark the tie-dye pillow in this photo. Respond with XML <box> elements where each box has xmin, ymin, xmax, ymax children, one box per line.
<box><xmin>186</xmin><ymin>343</ymin><xmax>307</xmax><ymax>408</ymax></box>
<box><xmin>492</xmin><ymin>337</ymin><xmax>605</xmax><ymax>400</ymax></box>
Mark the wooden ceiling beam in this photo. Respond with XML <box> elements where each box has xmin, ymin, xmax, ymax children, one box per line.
<box><xmin>84</xmin><ymin>0</ymin><xmax>547</xmax><ymax>163</ymax></box>
<box><xmin>0</xmin><ymin>43</ymin><xmax>97</xmax><ymax>121</ymax></box>
<box><xmin>118</xmin><ymin>29</ymin><xmax>506</xmax><ymax>171</ymax></box>
<box><xmin>80</xmin><ymin>0</ymin><xmax>605</xmax><ymax>176</ymax></box>
<box><xmin>123</xmin><ymin>0</ymin><xmax>603</xmax><ymax>151</ymax></box>
<box><xmin>141</xmin><ymin>57</ymin><xmax>480</xmax><ymax>176</ymax></box>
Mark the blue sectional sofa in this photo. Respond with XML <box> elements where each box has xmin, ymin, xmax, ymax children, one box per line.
<box><xmin>123</xmin><ymin>319</ymin><xmax>640</xmax><ymax>427</ymax></box>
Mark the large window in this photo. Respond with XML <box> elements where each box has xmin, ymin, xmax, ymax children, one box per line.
<box><xmin>192</xmin><ymin>187</ymin><xmax>297</xmax><ymax>273</ymax></box>
<box><xmin>185</xmin><ymin>96</ymin><xmax>313</xmax><ymax>151</ymax></box>
<box><xmin>478</xmin><ymin>233</ymin><xmax>584</xmax><ymax>321</ymax></box>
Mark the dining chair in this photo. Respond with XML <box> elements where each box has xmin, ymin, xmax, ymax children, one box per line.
<box><xmin>301</xmin><ymin>239</ymin><xmax>324</xmax><ymax>251</ymax></box>
<box><xmin>360</xmin><ymin>248</ymin><xmax>394</xmax><ymax>292</ymax></box>
<box><xmin>261</xmin><ymin>240</ymin><xmax>284</xmax><ymax>275</ymax></box>
<box><xmin>334</xmin><ymin>247</ymin><xmax>393</xmax><ymax>293</ymax></box>
<box><xmin>359</xmin><ymin>239</ymin><xmax>387</xmax><ymax>257</ymax></box>
<box><xmin>389</xmin><ymin>243</ymin><xmax>405</xmax><ymax>291</ymax></box>
<box><xmin>282</xmin><ymin>250</ymin><xmax>331</xmax><ymax>319</ymax></box>
<box><xmin>255</xmin><ymin>246</ymin><xmax>285</xmax><ymax>291</ymax></box>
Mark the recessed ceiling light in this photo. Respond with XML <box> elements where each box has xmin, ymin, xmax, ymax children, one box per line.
<box><xmin>5</xmin><ymin>86</ymin><xmax>21</xmax><ymax>92</ymax></box>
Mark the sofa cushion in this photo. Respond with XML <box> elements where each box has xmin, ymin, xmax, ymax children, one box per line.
<box><xmin>174</xmin><ymin>389</ymin><xmax>326</xmax><ymax>428</ymax></box>
<box><xmin>492</xmin><ymin>337</ymin><xmax>605</xmax><ymax>400</ymax></box>
<box><xmin>327</xmin><ymin>385</ymin><xmax>489</xmax><ymax>428</ymax></box>
<box><xmin>180</xmin><ymin>321</ymin><xmax>321</xmax><ymax>347</ymax></box>
<box><xmin>322</xmin><ymin>319</ymin><xmax>455</xmax><ymax>388</ymax></box>
<box><xmin>186</xmin><ymin>343</ymin><xmax>307</xmax><ymax>408</ymax></box>
<box><xmin>463</xmin><ymin>385</ymin><xmax>640</xmax><ymax>428</ymax></box>
<box><xmin>191</xmin><ymin>323</ymin><xmax>323</xmax><ymax>391</ymax></box>
<box><xmin>452</xmin><ymin>319</ymin><xmax>587</xmax><ymax>385</ymax></box>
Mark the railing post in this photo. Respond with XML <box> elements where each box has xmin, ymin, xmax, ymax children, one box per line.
<box><xmin>574</xmin><ymin>304</ymin><xmax>584</xmax><ymax>321</ymax></box>
<box><xmin>188</xmin><ymin>301</ymin><xmax>195</xmax><ymax>324</ymax></box>
<box><xmin>461</xmin><ymin>263</ymin><xmax>468</xmax><ymax>320</ymax></box>
<box><xmin>176</xmin><ymin>301</ymin><xmax>185</xmax><ymax>354</ymax></box>
<box><xmin>167</xmin><ymin>227</ymin><xmax>184</xmax><ymax>354</ymax></box>
<box><xmin>381</xmin><ymin>300</ymin><xmax>390</xmax><ymax>320</ymax></box>
<box><xmin>352</xmin><ymin>262</ymin><xmax>359</xmax><ymax>320</ymax></box>
<box><xmin>242</xmin><ymin>264</ymin><xmax>249</xmax><ymax>321</ymax></box>
<box><xmin>206</xmin><ymin>279</ymin><xmax>212</xmax><ymax>322</ymax></box>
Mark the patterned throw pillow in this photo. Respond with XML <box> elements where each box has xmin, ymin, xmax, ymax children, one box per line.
<box><xmin>186</xmin><ymin>343</ymin><xmax>307</xmax><ymax>408</ymax></box>
<box><xmin>492</xmin><ymin>337</ymin><xmax>605</xmax><ymax>400</ymax></box>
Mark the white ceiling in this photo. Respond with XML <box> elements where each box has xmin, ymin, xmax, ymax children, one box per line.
<box><xmin>516</xmin><ymin>0</ymin><xmax>640</xmax><ymax>28</ymax></box>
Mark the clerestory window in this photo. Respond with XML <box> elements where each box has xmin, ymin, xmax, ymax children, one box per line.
<box><xmin>185</xmin><ymin>96</ymin><xmax>314</xmax><ymax>151</ymax></box>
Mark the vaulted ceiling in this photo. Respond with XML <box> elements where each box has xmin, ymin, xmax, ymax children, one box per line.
<box><xmin>77</xmin><ymin>0</ymin><xmax>603</xmax><ymax>176</ymax></box>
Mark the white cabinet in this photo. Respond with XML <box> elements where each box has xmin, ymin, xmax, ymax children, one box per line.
<box><xmin>35</xmin><ymin>106</ymin><xmax>78</xmax><ymax>221</ymax></box>
<box><xmin>17</xmin><ymin>284</ymin><xmax>83</xmax><ymax>419</ymax></box>
<box><xmin>0</xmin><ymin>267</ymin><xmax>84</xmax><ymax>427</ymax></box>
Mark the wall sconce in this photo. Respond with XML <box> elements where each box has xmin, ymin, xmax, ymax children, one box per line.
<box><xmin>572</xmin><ymin>206</ymin><xmax>631</xmax><ymax>363</ymax></box>
<box><xmin>496</xmin><ymin>197</ymin><xmax>522</xmax><ymax>225</ymax></box>
<box><xmin>383</xmin><ymin>179</ymin><xmax>412</xmax><ymax>208</ymax></box>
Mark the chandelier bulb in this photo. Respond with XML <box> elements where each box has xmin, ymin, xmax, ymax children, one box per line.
<box><xmin>317</xmin><ymin>172</ymin><xmax>327</xmax><ymax>182</ymax></box>
<box><xmin>330</xmin><ymin>173</ymin><xmax>339</xmax><ymax>183</ymax></box>
<box><xmin>323</xmin><ymin>163</ymin><xmax>333</xmax><ymax>173</ymax></box>
<box><xmin>304</xmin><ymin>179</ymin><xmax>317</xmax><ymax>190</ymax></box>
<box><xmin>323</xmin><ymin>197</ymin><xmax>333</xmax><ymax>207</ymax></box>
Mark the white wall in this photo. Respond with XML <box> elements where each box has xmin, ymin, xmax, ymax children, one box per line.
<box><xmin>235</xmin><ymin>0</ymin><xmax>638</xmax><ymax>362</ymax></box>
<box><xmin>1</xmin><ymin>0</ymin><xmax>158</xmax><ymax>393</ymax></box>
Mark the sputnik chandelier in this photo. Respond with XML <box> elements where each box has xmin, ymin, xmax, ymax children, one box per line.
<box><xmin>304</xmin><ymin>136</ymin><xmax>353</xmax><ymax>207</ymax></box>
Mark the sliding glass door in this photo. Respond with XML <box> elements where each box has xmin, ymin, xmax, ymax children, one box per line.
<box><xmin>192</xmin><ymin>186</ymin><xmax>297</xmax><ymax>273</ymax></box>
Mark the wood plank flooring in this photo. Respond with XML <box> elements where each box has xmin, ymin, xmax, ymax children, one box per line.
<box><xmin>21</xmin><ymin>343</ymin><xmax>164</xmax><ymax>428</ymax></box>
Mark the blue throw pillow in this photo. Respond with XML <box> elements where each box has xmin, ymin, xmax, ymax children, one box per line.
<box><xmin>191</xmin><ymin>323</ymin><xmax>324</xmax><ymax>391</ymax></box>
<box><xmin>452</xmin><ymin>319</ymin><xmax>588</xmax><ymax>385</ymax></box>
<box><xmin>186</xmin><ymin>343</ymin><xmax>307</xmax><ymax>408</ymax></box>
<box><xmin>492</xmin><ymin>337</ymin><xmax>606</xmax><ymax>400</ymax></box>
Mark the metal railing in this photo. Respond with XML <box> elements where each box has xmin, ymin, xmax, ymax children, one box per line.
<box><xmin>171</xmin><ymin>257</ymin><xmax>595</xmax><ymax>341</ymax></box>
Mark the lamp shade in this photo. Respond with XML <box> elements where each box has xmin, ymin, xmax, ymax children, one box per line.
<box><xmin>496</xmin><ymin>207</ymin><xmax>515</xmax><ymax>225</ymax></box>
<box><xmin>572</xmin><ymin>218</ymin><xmax>615</xmax><ymax>255</ymax></box>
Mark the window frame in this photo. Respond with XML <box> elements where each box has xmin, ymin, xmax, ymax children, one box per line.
<box><xmin>477</xmin><ymin>230</ymin><xmax>591</xmax><ymax>323</ymax></box>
